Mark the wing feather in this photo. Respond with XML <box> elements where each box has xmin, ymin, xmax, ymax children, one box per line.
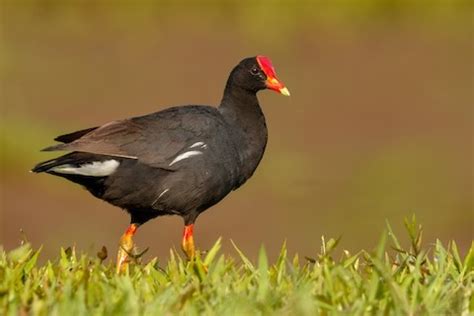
<box><xmin>54</xmin><ymin>126</ymin><xmax>98</xmax><ymax>143</ymax></box>
<box><xmin>41</xmin><ymin>106</ymin><xmax>225</xmax><ymax>168</ymax></box>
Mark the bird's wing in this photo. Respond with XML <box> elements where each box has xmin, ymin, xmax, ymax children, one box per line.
<box><xmin>42</xmin><ymin>106</ymin><xmax>224</xmax><ymax>168</ymax></box>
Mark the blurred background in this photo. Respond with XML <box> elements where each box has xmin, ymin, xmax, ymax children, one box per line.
<box><xmin>1</xmin><ymin>0</ymin><xmax>472</xmax><ymax>262</ymax></box>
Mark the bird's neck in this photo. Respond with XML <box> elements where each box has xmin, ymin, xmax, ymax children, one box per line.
<box><xmin>219</xmin><ymin>82</ymin><xmax>261</xmax><ymax>116</ymax></box>
<box><xmin>218</xmin><ymin>81</ymin><xmax>268</xmax><ymax>184</ymax></box>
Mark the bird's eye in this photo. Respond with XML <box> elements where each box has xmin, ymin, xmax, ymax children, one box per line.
<box><xmin>250</xmin><ymin>67</ymin><xmax>260</xmax><ymax>75</ymax></box>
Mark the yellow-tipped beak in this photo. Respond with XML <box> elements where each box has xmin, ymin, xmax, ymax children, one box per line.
<box><xmin>266</xmin><ymin>77</ymin><xmax>290</xmax><ymax>96</ymax></box>
<box><xmin>279</xmin><ymin>87</ymin><xmax>291</xmax><ymax>96</ymax></box>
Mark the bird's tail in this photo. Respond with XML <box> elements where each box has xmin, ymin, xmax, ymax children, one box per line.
<box><xmin>31</xmin><ymin>154</ymin><xmax>71</xmax><ymax>173</ymax></box>
<box><xmin>31</xmin><ymin>152</ymin><xmax>91</xmax><ymax>173</ymax></box>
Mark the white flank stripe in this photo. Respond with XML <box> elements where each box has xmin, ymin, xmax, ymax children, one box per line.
<box><xmin>169</xmin><ymin>150</ymin><xmax>203</xmax><ymax>166</ymax></box>
<box><xmin>152</xmin><ymin>188</ymin><xmax>170</xmax><ymax>206</ymax></box>
<box><xmin>51</xmin><ymin>160</ymin><xmax>120</xmax><ymax>177</ymax></box>
<box><xmin>189</xmin><ymin>141</ymin><xmax>205</xmax><ymax>148</ymax></box>
<box><xmin>158</xmin><ymin>188</ymin><xmax>170</xmax><ymax>199</ymax></box>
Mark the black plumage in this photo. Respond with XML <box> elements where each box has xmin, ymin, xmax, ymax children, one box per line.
<box><xmin>32</xmin><ymin>56</ymin><xmax>290</xmax><ymax>270</ymax></box>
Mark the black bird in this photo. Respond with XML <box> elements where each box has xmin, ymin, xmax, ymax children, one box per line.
<box><xmin>32</xmin><ymin>56</ymin><xmax>290</xmax><ymax>272</ymax></box>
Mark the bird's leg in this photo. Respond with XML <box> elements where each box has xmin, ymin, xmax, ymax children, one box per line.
<box><xmin>181</xmin><ymin>224</ymin><xmax>195</xmax><ymax>260</ymax></box>
<box><xmin>116</xmin><ymin>223</ymin><xmax>138</xmax><ymax>273</ymax></box>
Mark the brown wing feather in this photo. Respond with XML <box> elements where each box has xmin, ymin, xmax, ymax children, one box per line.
<box><xmin>42</xmin><ymin>120</ymin><xmax>142</xmax><ymax>159</ymax></box>
<box><xmin>41</xmin><ymin>106</ymin><xmax>223</xmax><ymax>167</ymax></box>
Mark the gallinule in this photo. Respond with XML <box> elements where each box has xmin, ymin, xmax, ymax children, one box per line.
<box><xmin>32</xmin><ymin>56</ymin><xmax>290</xmax><ymax>272</ymax></box>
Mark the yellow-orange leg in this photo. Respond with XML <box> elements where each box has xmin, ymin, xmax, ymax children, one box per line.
<box><xmin>181</xmin><ymin>224</ymin><xmax>196</xmax><ymax>259</ymax></box>
<box><xmin>116</xmin><ymin>224</ymin><xmax>138</xmax><ymax>273</ymax></box>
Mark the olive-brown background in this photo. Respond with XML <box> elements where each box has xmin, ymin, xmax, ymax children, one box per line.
<box><xmin>1</xmin><ymin>1</ymin><xmax>472</xmax><ymax>261</ymax></box>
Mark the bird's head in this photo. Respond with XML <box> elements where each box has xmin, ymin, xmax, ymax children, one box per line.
<box><xmin>230</xmin><ymin>56</ymin><xmax>290</xmax><ymax>96</ymax></box>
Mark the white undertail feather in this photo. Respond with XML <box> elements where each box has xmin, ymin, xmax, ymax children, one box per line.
<box><xmin>169</xmin><ymin>150</ymin><xmax>203</xmax><ymax>166</ymax></box>
<box><xmin>50</xmin><ymin>160</ymin><xmax>120</xmax><ymax>176</ymax></box>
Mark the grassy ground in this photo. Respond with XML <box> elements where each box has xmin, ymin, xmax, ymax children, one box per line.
<box><xmin>1</xmin><ymin>219</ymin><xmax>472</xmax><ymax>315</ymax></box>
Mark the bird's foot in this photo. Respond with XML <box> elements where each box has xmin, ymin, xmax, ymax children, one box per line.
<box><xmin>180</xmin><ymin>224</ymin><xmax>208</xmax><ymax>273</ymax></box>
<box><xmin>116</xmin><ymin>244</ymin><xmax>133</xmax><ymax>274</ymax></box>
<box><xmin>181</xmin><ymin>224</ymin><xmax>196</xmax><ymax>260</ymax></box>
<box><xmin>116</xmin><ymin>246</ymin><xmax>150</xmax><ymax>273</ymax></box>
<box><xmin>116</xmin><ymin>224</ymin><xmax>138</xmax><ymax>274</ymax></box>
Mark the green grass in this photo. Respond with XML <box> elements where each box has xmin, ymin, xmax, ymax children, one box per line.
<box><xmin>1</xmin><ymin>218</ymin><xmax>472</xmax><ymax>315</ymax></box>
